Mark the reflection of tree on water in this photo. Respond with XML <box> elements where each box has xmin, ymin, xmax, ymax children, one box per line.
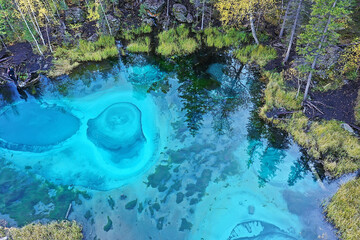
<box><xmin>246</xmin><ymin>68</ymin><xmax>291</xmax><ymax>187</ymax></box>
<box><xmin>245</xmin><ymin>71</ymin><xmax>320</xmax><ymax>187</ymax></box>
<box><xmin>176</xmin><ymin>56</ymin><xmax>250</xmax><ymax>135</ymax></box>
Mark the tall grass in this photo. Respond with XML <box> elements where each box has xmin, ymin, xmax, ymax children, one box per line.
<box><xmin>49</xmin><ymin>36</ymin><xmax>118</xmax><ymax>77</ymax></box>
<box><xmin>325</xmin><ymin>178</ymin><xmax>360</xmax><ymax>240</ymax></box>
<box><xmin>156</xmin><ymin>25</ymin><xmax>199</xmax><ymax>56</ymax></box>
<box><xmin>235</xmin><ymin>44</ymin><xmax>277</xmax><ymax>67</ymax></box>
<box><xmin>127</xmin><ymin>37</ymin><xmax>151</xmax><ymax>53</ymax></box>
<box><xmin>204</xmin><ymin>27</ymin><xmax>249</xmax><ymax>48</ymax></box>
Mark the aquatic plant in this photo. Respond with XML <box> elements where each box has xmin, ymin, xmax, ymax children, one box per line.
<box><xmin>235</xmin><ymin>44</ymin><xmax>277</xmax><ymax>67</ymax></box>
<box><xmin>0</xmin><ymin>221</ymin><xmax>83</xmax><ymax>240</ymax></box>
<box><xmin>103</xmin><ymin>216</ymin><xmax>113</xmax><ymax>232</ymax></box>
<box><xmin>325</xmin><ymin>178</ymin><xmax>360</xmax><ymax>240</ymax></box>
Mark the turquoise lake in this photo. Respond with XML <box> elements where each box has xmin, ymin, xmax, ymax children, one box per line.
<box><xmin>0</xmin><ymin>53</ymin><xmax>342</xmax><ymax>239</ymax></box>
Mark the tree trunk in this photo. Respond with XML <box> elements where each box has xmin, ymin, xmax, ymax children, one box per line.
<box><xmin>14</xmin><ymin>0</ymin><xmax>43</xmax><ymax>55</ymax></box>
<box><xmin>46</xmin><ymin>23</ymin><xmax>53</xmax><ymax>53</ymax></box>
<box><xmin>279</xmin><ymin>0</ymin><xmax>293</xmax><ymax>38</ymax></box>
<box><xmin>0</xmin><ymin>4</ymin><xmax>21</xmax><ymax>40</ymax></box>
<box><xmin>99</xmin><ymin>0</ymin><xmax>112</xmax><ymax>35</ymax></box>
<box><xmin>303</xmin><ymin>0</ymin><xmax>337</xmax><ymax>101</ymax></box>
<box><xmin>249</xmin><ymin>14</ymin><xmax>259</xmax><ymax>45</ymax></box>
<box><xmin>26</xmin><ymin>0</ymin><xmax>46</xmax><ymax>46</ymax></box>
<box><xmin>167</xmin><ymin>0</ymin><xmax>169</xmax><ymax>16</ymax></box>
<box><xmin>0</xmin><ymin>36</ymin><xmax>7</xmax><ymax>50</ymax></box>
<box><xmin>283</xmin><ymin>0</ymin><xmax>302</xmax><ymax>63</ymax></box>
<box><xmin>201</xmin><ymin>0</ymin><xmax>206</xmax><ymax>30</ymax></box>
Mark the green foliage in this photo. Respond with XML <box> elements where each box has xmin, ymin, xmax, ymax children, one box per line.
<box><xmin>50</xmin><ymin>36</ymin><xmax>118</xmax><ymax>77</ymax></box>
<box><xmin>127</xmin><ymin>37</ymin><xmax>150</xmax><ymax>53</ymax></box>
<box><xmin>204</xmin><ymin>27</ymin><xmax>249</xmax><ymax>48</ymax></box>
<box><xmin>121</xmin><ymin>24</ymin><xmax>152</xmax><ymax>41</ymax></box>
<box><xmin>325</xmin><ymin>178</ymin><xmax>360</xmax><ymax>240</ymax></box>
<box><xmin>0</xmin><ymin>221</ymin><xmax>83</xmax><ymax>240</ymax></box>
<box><xmin>156</xmin><ymin>25</ymin><xmax>199</xmax><ymax>56</ymax></box>
<box><xmin>296</xmin><ymin>0</ymin><xmax>353</xmax><ymax>75</ymax></box>
<box><xmin>234</xmin><ymin>44</ymin><xmax>277</xmax><ymax>67</ymax></box>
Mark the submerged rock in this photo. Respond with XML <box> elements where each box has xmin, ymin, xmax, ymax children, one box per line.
<box><xmin>227</xmin><ymin>220</ymin><xmax>298</xmax><ymax>240</ymax></box>
<box><xmin>87</xmin><ymin>102</ymin><xmax>146</xmax><ymax>161</ymax></box>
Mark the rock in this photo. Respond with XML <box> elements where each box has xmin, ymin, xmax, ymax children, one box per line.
<box><xmin>248</xmin><ymin>205</ymin><xmax>255</xmax><ymax>215</ymax></box>
<box><xmin>341</xmin><ymin>123</ymin><xmax>354</xmax><ymax>133</ymax></box>
<box><xmin>87</xmin><ymin>33</ymin><xmax>99</xmax><ymax>42</ymax></box>
<box><xmin>65</xmin><ymin>7</ymin><xmax>85</xmax><ymax>24</ymax></box>
<box><xmin>173</xmin><ymin>4</ymin><xmax>187</xmax><ymax>22</ymax></box>
<box><xmin>144</xmin><ymin>0</ymin><xmax>166</xmax><ymax>15</ymax></box>
<box><xmin>105</xmin><ymin>14</ymin><xmax>121</xmax><ymax>35</ymax></box>
<box><xmin>142</xmin><ymin>18</ymin><xmax>155</xmax><ymax>26</ymax></box>
<box><xmin>186</xmin><ymin>13</ymin><xmax>194</xmax><ymax>23</ymax></box>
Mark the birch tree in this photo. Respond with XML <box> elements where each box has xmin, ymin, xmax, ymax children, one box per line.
<box><xmin>215</xmin><ymin>0</ymin><xmax>276</xmax><ymax>45</ymax></box>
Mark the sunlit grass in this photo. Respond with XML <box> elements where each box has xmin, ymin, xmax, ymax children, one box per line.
<box><xmin>325</xmin><ymin>178</ymin><xmax>360</xmax><ymax>240</ymax></box>
<box><xmin>235</xmin><ymin>44</ymin><xmax>277</xmax><ymax>67</ymax></box>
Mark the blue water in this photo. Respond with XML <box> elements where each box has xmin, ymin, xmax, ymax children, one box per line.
<box><xmin>0</xmin><ymin>54</ymin><xmax>338</xmax><ymax>239</ymax></box>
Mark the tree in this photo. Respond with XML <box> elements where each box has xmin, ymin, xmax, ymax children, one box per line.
<box><xmin>296</xmin><ymin>0</ymin><xmax>353</xmax><ymax>101</ymax></box>
<box><xmin>341</xmin><ymin>39</ymin><xmax>360</xmax><ymax>78</ymax></box>
<box><xmin>215</xmin><ymin>0</ymin><xmax>276</xmax><ymax>44</ymax></box>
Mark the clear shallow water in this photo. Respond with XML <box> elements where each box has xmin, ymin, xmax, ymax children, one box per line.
<box><xmin>0</xmin><ymin>54</ymin><xmax>338</xmax><ymax>239</ymax></box>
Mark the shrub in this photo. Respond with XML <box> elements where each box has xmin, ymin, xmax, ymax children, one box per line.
<box><xmin>325</xmin><ymin>178</ymin><xmax>360</xmax><ymax>240</ymax></box>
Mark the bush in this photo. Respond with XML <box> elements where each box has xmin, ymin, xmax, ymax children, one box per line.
<box><xmin>0</xmin><ymin>221</ymin><xmax>83</xmax><ymax>240</ymax></box>
<box><xmin>156</xmin><ymin>25</ymin><xmax>199</xmax><ymax>56</ymax></box>
<box><xmin>235</xmin><ymin>44</ymin><xmax>277</xmax><ymax>67</ymax></box>
<box><xmin>325</xmin><ymin>178</ymin><xmax>360</xmax><ymax>240</ymax></box>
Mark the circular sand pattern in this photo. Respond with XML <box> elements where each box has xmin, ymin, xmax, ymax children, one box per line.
<box><xmin>0</xmin><ymin>102</ymin><xmax>80</xmax><ymax>152</ymax></box>
<box><xmin>87</xmin><ymin>102</ymin><xmax>146</xmax><ymax>162</ymax></box>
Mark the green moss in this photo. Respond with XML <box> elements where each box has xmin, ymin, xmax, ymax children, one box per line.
<box><xmin>156</xmin><ymin>25</ymin><xmax>199</xmax><ymax>56</ymax></box>
<box><xmin>0</xmin><ymin>221</ymin><xmax>83</xmax><ymax>240</ymax></box>
<box><xmin>103</xmin><ymin>216</ymin><xmax>112</xmax><ymax>232</ymax></box>
<box><xmin>325</xmin><ymin>178</ymin><xmax>360</xmax><ymax>240</ymax></box>
<box><xmin>235</xmin><ymin>44</ymin><xmax>277</xmax><ymax>67</ymax></box>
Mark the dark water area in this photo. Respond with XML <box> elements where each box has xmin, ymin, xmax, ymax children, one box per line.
<box><xmin>0</xmin><ymin>52</ymin><xmax>342</xmax><ymax>239</ymax></box>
